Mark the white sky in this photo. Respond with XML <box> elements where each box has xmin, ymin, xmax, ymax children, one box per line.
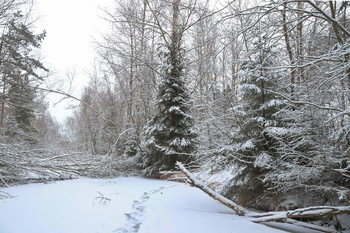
<box><xmin>35</xmin><ymin>0</ymin><xmax>113</xmax><ymax>124</ymax></box>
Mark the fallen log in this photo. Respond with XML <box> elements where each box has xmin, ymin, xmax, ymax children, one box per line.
<box><xmin>288</xmin><ymin>206</ymin><xmax>350</xmax><ymax>219</ymax></box>
<box><xmin>175</xmin><ymin>162</ymin><xmax>247</xmax><ymax>216</ymax></box>
<box><xmin>247</xmin><ymin>205</ymin><xmax>350</xmax><ymax>219</ymax></box>
<box><xmin>176</xmin><ymin>162</ymin><xmax>350</xmax><ymax>233</ymax></box>
<box><xmin>248</xmin><ymin>212</ymin><xmax>335</xmax><ymax>233</ymax></box>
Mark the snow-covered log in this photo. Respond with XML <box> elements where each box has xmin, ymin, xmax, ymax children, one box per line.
<box><xmin>288</xmin><ymin>206</ymin><xmax>350</xmax><ymax>219</ymax></box>
<box><xmin>247</xmin><ymin>212</ymin><xmax>337</xmax><ymax>233</ymax></box>
<box><xmin>247</xmin><ymin>205</ymin><xmax>350</xmax><ymax>220</ymax></box>
<box><xmin>175</xmin><ymin>162</ymin><xmax>247</xmax><ymax>216</ymax></box>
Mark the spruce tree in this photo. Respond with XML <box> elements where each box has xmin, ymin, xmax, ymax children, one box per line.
<box><xmin>222</xmin><ymin>40</ymin><xmax>347</xmax><ymax>204</ymax></box>
<box><xmin>142</xmin><ymin>44</ymin><xmax>197</xmax><ymax>175</ymax></box>
<box><xmin>141</xmin><ymin>0</ymin><xmax>197</xmax><ymax>176</ymax></box>
<box><xmin>7</xmin><ymin>74</ymin><xmax>36</xmax><ymax>130</ymax></box>
<box><xmin>222</xmin><ymin>40</ymin><xmax>286</xmax><ymax>200</ymax></box>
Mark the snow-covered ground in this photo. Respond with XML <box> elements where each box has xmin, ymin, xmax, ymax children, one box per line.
<box><xmin>0</xmin><ymin>177</ymin><xmax>319</xmax><ymax>233</ymax></box>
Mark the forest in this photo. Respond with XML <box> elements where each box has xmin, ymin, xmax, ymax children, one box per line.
<box><xmin>1</xmin><ymin>0</ymin><xmax>350</xmax><ymax>231</ymax></box>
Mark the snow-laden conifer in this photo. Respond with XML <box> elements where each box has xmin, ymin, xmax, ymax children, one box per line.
<box><xmin>221</xmin><ymin>39</ymin><xmax>287</xmax><ymax>198</ymax></box>
<box><xmin>141</xmin><ymin>44</ymin><xmax>197</xmax><ymax>176</ymax></box>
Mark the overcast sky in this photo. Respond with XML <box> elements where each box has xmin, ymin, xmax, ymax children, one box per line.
<box><xmin>35</xmin><ymin>0</ymin><xmax>113</xmax><ymax>124</ymax></box>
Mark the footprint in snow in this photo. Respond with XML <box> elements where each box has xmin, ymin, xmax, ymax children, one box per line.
<box><xmin>114</xmin><ymin>187</ymin><xmax>165</xmax><ymax>233</ymax></box>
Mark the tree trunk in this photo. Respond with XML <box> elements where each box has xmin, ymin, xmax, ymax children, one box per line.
<box><xmin>176</xmin><ymin>162</ymin><xmax>247</xmax><ymax>216</ymax></box>
<box><xmin>172</xmin><ymin>0</ymin><xmax>180</xmax><ymax>56</ymax></box>
<box><xmin>281</xmin><ymin>3</ymin><xmax>296</xmax><ymax>99</ymax></box>
<box><xmin>1</xmin><ymin>77</ymin><xmax>5</xmax><ymax>126</ymax></box>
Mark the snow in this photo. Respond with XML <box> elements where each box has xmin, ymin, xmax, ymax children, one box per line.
<box><xmin>169</xmin><ymin>137</ymin><xmax>191</xmax><ymax>148</ymax></box>
<box><xmin>241</xmin><ymin>139</ymin><xmax>256</xmax><ymax>150</ymax></box>
<box><xmin>0</xmin><ymin>177</ymin><xmax>287</xmax><ymax>233</ymax></box>
<box><xmin>254</xmin><ymin>152</ymin><xmax>272</xmax><ymax>168</ymax></box>
<box><xmin>167</xmin><ymin>106</ymin><xmax>181</xmax><ymax>113</ymax></box>
<box><xmin>176</xmin><ymin>161</ymin><xmax>247</xmax><ymax>216</ymax></box>
<box><xmin>264</xmin><ymin>127</ymin><xmax>290</xmax><ymax>136</ymax></box>
<box><xmin>238</xmin><ymin>84</ymin><xmax>262</xmax><ymax>95</ymax></box>
<box><xmin>260</xmin><ymin>100</ymin><xmax>286</xmax><ymax>109</ymax></box>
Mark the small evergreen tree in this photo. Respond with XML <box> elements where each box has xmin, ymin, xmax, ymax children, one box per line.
<box><xmin>7</xmin><ymin>73</ymin><xmax>37</xmax><ymax>131</ymax></box>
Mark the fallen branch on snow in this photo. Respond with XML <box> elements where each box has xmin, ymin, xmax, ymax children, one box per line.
<box><xmin>39</xmin><ymin>154</ymin><xmax>69</xmax><ymax>162</ymax></box>
<box><xmin>93</xmin><ymin>191</ymin><xmax>111</xmax><ymax>205</ymax></box>
<box><xmin>175</xmin><ymin>161</ymin><xmax>247</xmax><ymax>216</ymax></box>
<box><xmin>176</xmin><ymin>162</ymin><xmax>350</xmax><ymax>233</ymax></box>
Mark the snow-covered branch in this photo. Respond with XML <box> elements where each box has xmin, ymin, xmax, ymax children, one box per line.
<box><xmin>175</xmin><ymin>161</ymin><xmax>247</xmax><ymax>216</ymax></box>
<box><xmin>267</xmin><ymin>90</ymin><xmax>343</xmax><ymax>112</ymax></box>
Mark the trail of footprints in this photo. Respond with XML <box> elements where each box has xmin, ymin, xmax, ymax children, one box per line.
<box><xmin>115</xmin><ymin>187</ymin><xmax>165</xmax><ymax>233</ymax></box>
